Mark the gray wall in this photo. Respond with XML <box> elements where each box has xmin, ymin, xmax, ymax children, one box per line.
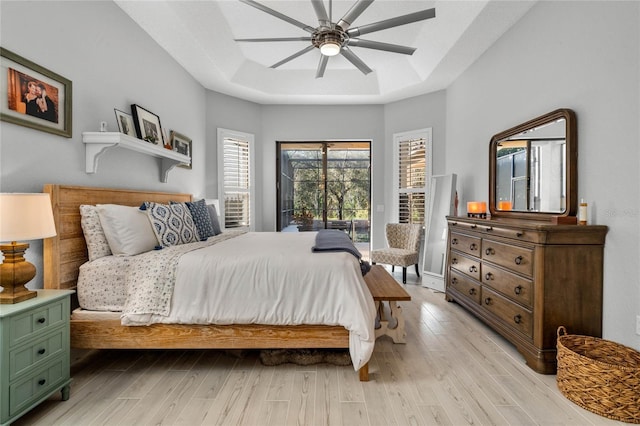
<box><xmin>0</xmin><ymin>1</ymin><xmax>206</xmax><ymax>287</ymax></box>
<box><xmin>259</xmin><ymin>104</ymin><xmax>386</xmax><ymax>245</ymax></box>
<box><xmin>445</xmin><ymin>1</ymin><xmax>640</xmax><ymax>349</ymax></box>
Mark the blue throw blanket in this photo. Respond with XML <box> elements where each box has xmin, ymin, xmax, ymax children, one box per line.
<box><xmin>312</xmin><ymin>229</ymin><xmax>371</xmax><ymax>276</ymax></box>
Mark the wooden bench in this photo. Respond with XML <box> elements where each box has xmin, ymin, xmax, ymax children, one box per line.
<box><xmin>364</xmin><ymin>265</ymin><xmax>412</xmax><ymax>343</ymax></box>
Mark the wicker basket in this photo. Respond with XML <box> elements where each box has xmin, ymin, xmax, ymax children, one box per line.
<box><xmin>556</xmin><ymin>326</ymin><xmax>640</xmax><ymax>423</ymax></box>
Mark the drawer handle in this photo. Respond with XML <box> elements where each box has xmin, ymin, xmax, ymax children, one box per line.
<box><xmin>468</xmin><ymin>288</ymin><xmax>476</xmax><ymax>296</ymax></box>
<box><xmin>514</xmin><ymin>285</ymin><xmax>523</xmax><ymax>295</ymax></box>
<box><xmin>38</xmin><ymin>379</ymin><xmax>46</xmax><ymax>386</ymax></box>
<box><xmin>469</xmin><ymin>265</ymin><xmax>478</xmax><ymax>273</ymax></box>
<box><xmin>485</xmin><ymin>273</ymin><xmax>494</xmax><ymax>281</ymax></box>
<box><xmin>452</xmin><ymin>258</ymin><xmax>458</xmax><ymax>265</ymax></box>
<box><xmin>469</xmin><ymin>243</ymin><xmax>478</xmax><ymax>251</ymax></box>
<box><xmin>451</xmin><ymin>238</ymin><xmax>459</xmax><ymax>245</ymax></box>
<box><xmin>470</xmin><ymin>224</ymin><xmax>477</xmax><ymax>229</ymax></box>
<box><xmin>38</xmin><ymin>348</ymin><xmax>46</xmax><ymax>355</ymax></box>
<box><xmin>516</xmin><ymin>231</ymin><xmax>524</xmax><ymax>237</ymax></box>
<box><xmin>485</xmin><ymin>248</ymin><xmax>495</xmax><ymax>255</ymax></box>
<box><xmin>513</xmin><ymin>314</ymin><xmax>522</xmax><ymax>324</ymax></box>
<box><xmin>484</xmin><ymin>297</ymin><xmax>492</xmax><ymax>305</ymax></box>
<box><xmin>514</xmin><ymin>256</ymin><xmax>524</xmax><ymax>265</ymax></box>
<box><xmin>485</xmin><ymin>226</ymin><xmax>493</xmax><ymax>232</ymax></box>
<box><xmin>451</xmin><ymin>277</ymin><xmax>458</xmax><ymax>284</ymax></box>
<box><xmin>37</xmin><ymin>317</ymin><xmax>46</xmax><ymax>324</ymax></box>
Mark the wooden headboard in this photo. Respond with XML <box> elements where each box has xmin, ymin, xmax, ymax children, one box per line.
<box><xmin>43</xmin><ymin>184</ymin><xmax>192</xmax><ymax>291</ymax></box>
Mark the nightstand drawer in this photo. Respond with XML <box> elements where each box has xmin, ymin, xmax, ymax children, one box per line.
<box><xmin>10</xmin><ymin>325</ymin><xmax>67</xmax><ymax>381</ymax></box>
<box><xmin>8</xmin><ymin>298</ymin><xmax>66</xmax><ymax>347</ymax></box>
<box><xmin>9</xmin><ymin>357</ymin><xmax>67</xmax><ymax>417</ymax></box>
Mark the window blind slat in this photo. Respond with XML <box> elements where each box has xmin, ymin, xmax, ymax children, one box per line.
<box><xmin>398</xmin><ymin>136</ymin><xmax>427</xmax><ymax>225</ymax></box>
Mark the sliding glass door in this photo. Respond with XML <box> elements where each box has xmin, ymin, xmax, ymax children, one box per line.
<box><xmin>276</xmin><ymin>141</ymin><xmax>371</xmax><ymax>254</ymax></box>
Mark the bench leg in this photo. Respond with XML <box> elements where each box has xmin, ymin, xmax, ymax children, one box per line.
<box><xmin>374</xmin><ymin>300</ymin><xmax>407</xmax><ymax>344</ymax></box>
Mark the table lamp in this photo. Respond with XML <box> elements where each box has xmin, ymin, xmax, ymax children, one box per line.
<box><xmin>0</xmin><ymin>193</ymin><xmax>56</xmax><ymax>304</ymax></box>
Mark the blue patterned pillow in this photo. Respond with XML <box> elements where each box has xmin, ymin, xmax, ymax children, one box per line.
<box><xmin>144</xmin><ymin>202</ymin><xmax>200</xmax><ymax>246</ymax></box>
<box><xmin>185</xmin><ymin>199</ymin><xmax>215</xmax><ymax>240</ymax></box>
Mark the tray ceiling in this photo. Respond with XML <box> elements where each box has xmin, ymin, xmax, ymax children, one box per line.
<box><xmin>115</xmin><ymin>0</ymin><xmax>536</xmax><ymax>105</ymax></box>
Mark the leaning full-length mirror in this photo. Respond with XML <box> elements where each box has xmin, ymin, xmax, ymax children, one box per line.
<box><xmin>422</xmin><ymin>174</ymin><xmax>456</xmax><ymax>291</ymax></box>
<box><xmin>489</xmin><ymin>109</ymin><xmax>577</xmax><ymax>220</ymax></box>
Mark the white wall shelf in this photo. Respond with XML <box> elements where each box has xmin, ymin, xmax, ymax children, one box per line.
<box><xmin>82</xmin><ymin>132</ymin><xmax>190</xmax><ymax>183</ymax></box>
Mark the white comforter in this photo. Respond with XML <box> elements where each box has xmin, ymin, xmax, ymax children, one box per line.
<box><xmin>121</xmin><ymin>231</ymin><xmax>376</xmax><ymax>370</ymax></box>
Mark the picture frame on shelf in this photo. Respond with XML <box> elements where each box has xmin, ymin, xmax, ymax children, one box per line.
<box><xmin>170</xmin><ymin>130</ymin><xmax>192</xmax><ymax>169</ymax></box>
<box><xmin>114</xmin><ymin>109</ymin><xmax>136</xmax><ymax>137</ymax></box>
<box><xmin>0</xmin><ymin>47</ymin><xmax>72</xmax><ymax>138</ymax></box>
<box><xmin>131</xmin><ymin>104</ymin><xmax>163</xmax><ymax>145</ymax></box>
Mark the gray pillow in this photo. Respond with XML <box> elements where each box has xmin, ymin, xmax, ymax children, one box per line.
<box><xmin>207</xmin><ymin>203</ymin><xmax>222</xmax><ymax>235</ymax></box>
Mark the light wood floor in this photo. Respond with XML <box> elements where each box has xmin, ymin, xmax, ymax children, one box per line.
<box><xmin>15</xmin><ymin>270</ymin><xmax>624</xmax><ymax>426</ymax></box>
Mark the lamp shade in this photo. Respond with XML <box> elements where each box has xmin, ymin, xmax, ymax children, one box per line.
<box><xmin>0</xmin><ymin>193</ymin><xmax>57</xmax><ymax>242</ymax></box>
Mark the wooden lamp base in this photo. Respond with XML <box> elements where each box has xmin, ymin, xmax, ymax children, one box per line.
<box><xmin>0</xmin><ymin>242</ymin><xmax>37</xmax><ymax>304</ymax></box>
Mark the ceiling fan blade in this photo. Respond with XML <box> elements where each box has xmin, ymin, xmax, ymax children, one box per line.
<box><xmin>236</xmin><ymin>37</ymin><xmax>312</xmax><ymax>42</ymax></box>
<box><xmin>347</xmin><ymin>8</ymin><xmax>435</xmax><ymax>37</ymax></box>
<box><xmin>341</xmin><ymin>47</ymin><xmax>372</xmax><ymax>75</ymax></box>
<box><xmin>347</xmin><ymin>38</ymin><xmax>416</xmax><ymax>55</ymax></box>
<box><xmin>270</xmin><ymin>45</ymin><xmax>316</xmax><ymax>69</ymax></box>
<box><xmin>337</xmin><ymin>0</ymin><xmax>374</xmax><ymax>31</ymax></box>
<box><xmin>316</xmin><ymin>55</ymin><xmax>329</xmax><ymax>79</ymax></box>
<box><xmin>311</xmin><ymin>0</ymin><xmax>330</xmax><ymax>28</ymax></box>
<box><xmin>239</xmin><ymin>0</ymin><xmax>316</xmax><ymax>34</ymax></box>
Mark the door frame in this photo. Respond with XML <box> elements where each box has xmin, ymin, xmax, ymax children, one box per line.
<box><xmin>276</xmin><ymin>140</ymin><xmax>371</xmax><ymax>234</ymax></box>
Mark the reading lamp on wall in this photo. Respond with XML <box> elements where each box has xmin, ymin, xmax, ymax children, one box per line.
<box><xmin>0</xmin><ymin>193</ymin><xmax>56</xmax><ymax>304</ymax></box>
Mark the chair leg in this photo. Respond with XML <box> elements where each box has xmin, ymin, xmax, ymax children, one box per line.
<box><xmin>415</xmin><ymin>263</ymin><xmax>420</xmax><ymax>277</ymax></box>
<box><xmin>402</xmin><ymin>267</ymin><xmax>407</xmax><ymax>284</ymax></box>
<box><xmin>392</xmin><ymin>265</ymin><xmax>395</xmax><ymax>273</ymax></box>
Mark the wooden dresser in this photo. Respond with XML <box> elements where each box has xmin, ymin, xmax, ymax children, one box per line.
<box><xmin>444</xmin><ymin>216</ymin><xmax>607</xmax><ymax>374</ymax></box>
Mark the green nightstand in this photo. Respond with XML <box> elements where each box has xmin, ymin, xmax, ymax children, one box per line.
<box><xmin>0</xmin><ymin>289</ymin><xmax>73</xmax><ymax>426</ymax></box>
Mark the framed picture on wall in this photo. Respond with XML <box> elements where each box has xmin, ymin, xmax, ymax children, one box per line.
<box><xmin>0</xmin><ymin>47</ymin><xmax>72</xmax><ymax>137</ymax></box>
<box><xmin>131</xmin><ymin>104</ymin><xmax>163</xmax><ymax>145</ymax></box>
<box><xmin>170</xmin><ymin>130</ymin><xmax>192</xmax><ymax>169</ymax></box>
<box><xmin>114</xmin><ymin>109</ymin><xmax>136</xmax><ymax>137</ymax></box>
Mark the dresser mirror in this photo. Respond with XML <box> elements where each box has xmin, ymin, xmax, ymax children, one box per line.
<box><xmin>489</xmin><ymin>108</ymin><xmax>577</xmax><ymax>220</ymax></box>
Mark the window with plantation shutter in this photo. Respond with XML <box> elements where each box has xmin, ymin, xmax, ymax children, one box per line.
<box><xmin>217</xmin><ymin>128</ymin><xmax>255</xmax><ymax>231</ymax></box>
<box><xmin>393</xmin><ymin>129</ymin><xmax>432</xmax><ymax>225</ymax></box>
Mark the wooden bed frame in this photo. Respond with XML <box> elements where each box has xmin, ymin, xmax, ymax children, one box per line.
<box><xmin>43</xmin><ymin>184</ymin><xmax>369</xmax><ymax>381</ymax></box>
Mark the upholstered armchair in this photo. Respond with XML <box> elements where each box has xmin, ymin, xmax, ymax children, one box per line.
<box><xmin>371</xmin><ymin>223</ymin><xmax>422</xmax><ymax>284</ymax></box>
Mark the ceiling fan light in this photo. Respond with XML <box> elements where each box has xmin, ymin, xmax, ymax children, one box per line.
<box><xmin>320</xmin><ymin>41</ymin><xmax>341</xmax><ymax>56</ymax></box>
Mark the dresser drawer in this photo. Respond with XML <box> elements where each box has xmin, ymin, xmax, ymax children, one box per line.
<box><xmin>481</xmin><ymin>287</ymin><xmax>533</xmax><ymax>338</ymax></box>
<box><xmin>482</xmin><ymin>264</ymin><xmax>533</xmax><ymax>308</ymax></box>
<box><xmin>449</xmin><ymin>233</ymin><xmax>481</xmax><ymax>257</ymax></box>
<box><xmin>482</xmin><ymin>239</ymin><xmax>533</xmax><ymax>277</ymax></box>
<box><xmin>9</xmin><ymin>357</ymin><xmax>67</xmax><ymax>417</ymax></box>
<box><xmin>450</xmin><ymin>251</ymin><xmax>481</xmax><ymax>281</ymax></box>
<box><xmin>10</xmin><ymin>325</ymin><xmax>67</xmax><ymax>381</ymax></box>
<box><xmin>8</xmin><ymin>298</ymin><xmax>67</xmax><ymax>348</ymax></box>
<box><xmin>449</xmin><ymin>270</ymin><xmax>481</xmax><ymax>304</ymax></box>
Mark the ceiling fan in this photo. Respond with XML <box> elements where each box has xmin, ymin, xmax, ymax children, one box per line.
<box><xmin>236</xmin><ymin>0</ymin><xmax>436</xmax><ymax>78</ymax></box>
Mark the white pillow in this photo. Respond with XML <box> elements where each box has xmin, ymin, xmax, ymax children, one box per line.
<box><xmin>96</xmin><ymin>204</ymin><xmax>158</xmax><ymax>255</ymax></box>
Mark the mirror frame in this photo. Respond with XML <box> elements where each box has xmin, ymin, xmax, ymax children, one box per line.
<box><xmin>489</xmin><ymin>108</ymin><xmax>577</xmax><ymax>220</ymax></box>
